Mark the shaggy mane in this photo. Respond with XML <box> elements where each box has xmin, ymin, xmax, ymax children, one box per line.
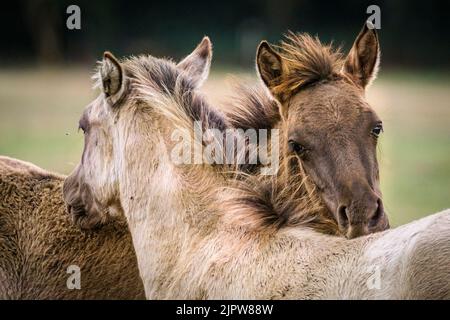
<box><xmin>272</xmin><ymin>32</ymin><xmax>344</xmax><ymax>96</ymax></box>
<box><xmin>222</xmin><ymin>84</ymin><xmax>337</xmax><ymax>234</ymax></box>
<box><xmin>224</xmin><ymin>82</ymin><xmax>280</xmax><ymax>131</ymax></box>
<box><xmin>220</xmin><ymin>158</ymin><xmax>338</xmax><ymax>235</ymax></box>
<box><xmin>128</xmin><ymin>55</ymin><xmax>228</xmax><ymax>133</ymax></box>
<box><xmin>93</xmin><ymin>55</ymin><xmax>229</xmax><ymax>137</ymax></box>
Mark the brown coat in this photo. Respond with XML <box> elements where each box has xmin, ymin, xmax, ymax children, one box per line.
<box><xmin>0</xmin><ymin>156</ymin><xmax>144</xmax><ymax>299</ymax></box>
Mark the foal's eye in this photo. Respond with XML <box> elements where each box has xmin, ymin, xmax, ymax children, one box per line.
<box><xmin>288</xmin><ymin>140</ymin><xmax>306</xmax><ymax>155</ymax></box>
<box><xmin>371</xmin><ymin>123</ymin><xmax>383</xmax><ymax>138</ymax></box>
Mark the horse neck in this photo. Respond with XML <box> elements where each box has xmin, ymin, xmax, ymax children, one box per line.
<box><xmin>115</xmin><ymin>108</ymin><xmax>226</xmax><ymax>297</ymax></box>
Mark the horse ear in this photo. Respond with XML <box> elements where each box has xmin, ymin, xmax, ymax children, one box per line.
<box><xmin>177</xmin><ymin>36</ymin><xmax>212</xmax><ymax>88</ymax></box>
<box><xmin>342</xmin><ymin>21</ymin><xmax>380</xmax><ymax>88</ymax></box>
<box><xmin>101</xmin><ymin>51</ymin><xmax>125</xmax><ymax>99</ymax></box>
<box><xmin>256</xmin><ymin>41</ymin><xmax>283</xmax><ymax>91</ymax></box>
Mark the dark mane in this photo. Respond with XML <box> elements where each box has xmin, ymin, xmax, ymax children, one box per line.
<box><xmin>224</xmin><ymin>83</ymin><xmax>280</xmax><ymax>131</ymax></box>
<box><xmin>124</xmin><ymin>55</ymin><xmax>229</xmax><ymax>133</ymax></box>
<box><xmin>221</xmin><ymin>158</ymin><xmax>338</xmax><ymax>235</ymax></box>
<box><xmin>272</xmin><ymin>32</ymin><xmax>344</xmax><ymax>97</ymax></box>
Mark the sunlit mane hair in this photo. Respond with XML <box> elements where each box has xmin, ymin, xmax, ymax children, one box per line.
<box><xmin>221</xmin><ymin>161</ymin><xmax>338</xmax><ymax>235</ymax></box>
<box><xmin>271</xmin><ymin>32</ymin><xmax>344</xmax><ymax>97</ymax></box>
<box><xmin>225</xmin><ymin>83</ymin><xmax>281</xmax><ymax>131</ymax></box>
<box><xmin>106</xmin><ymin>55</ymin><xmax>228</xmax><ymax>135</ymax></box>
<box><xmin>122</xmin><ymin>55</ymin><xmax>274</xmax><ymax>177</ymax></box>
<box><xmin>223</xmin><ymin>83</ymin><xmax>338</xmax><ymax>234</ymax></box>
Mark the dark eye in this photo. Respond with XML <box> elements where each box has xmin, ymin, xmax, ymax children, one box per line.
<box><xmin>288</xmin><ymin>140</ymin><xmax>306</xmax><ymax>155</ymax></box>
<box><xmin>371</xmin><ymin>123</ymin><xmax>383</xmax><ymax>137</ymax></box>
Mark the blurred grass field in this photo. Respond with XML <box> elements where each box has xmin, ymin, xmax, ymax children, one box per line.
<box><xmin>0</xmin><ymin>68</ymin><xmax>449</xmax><ymax>226</ymax></box>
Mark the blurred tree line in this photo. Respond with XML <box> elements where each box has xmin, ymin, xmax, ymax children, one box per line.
<box><xmin>0</xmin><ymin>0</ymin><xmax>449</xmax><ymax>69</ymax></box>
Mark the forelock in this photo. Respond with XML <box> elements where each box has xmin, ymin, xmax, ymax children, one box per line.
<box><xmin>272</xmin><ymin>32</ymin><xmax>345</xmax><ymax>97</ymax></box>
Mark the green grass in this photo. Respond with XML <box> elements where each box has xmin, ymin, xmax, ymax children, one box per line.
<box><xmin>0</xmin><ymin>68</ymin><xmax>90</xmax><ymax>172</ymax></box>
<box><xmin>0</xmin><ymin>68</ymin><xmax>449</xmax><ymax>226</ymax></box>
<box><xmin>370</xmin><ymin>71</ymin><xmax>450</xmax><ymax>225</ymax></box>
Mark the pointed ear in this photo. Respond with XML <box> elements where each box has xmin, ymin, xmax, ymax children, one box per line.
<box><xmin>342</xmin><ymin>21</ymin><xmax>380</xmax><ymax>88</ymax></box>
<box><xmin>100</xmin><ymin>51</ymin><xmax>125</xmax><ymax>101</ymax></box>
<box><xmin>256</xmin><ymin>41</ymin><xmax>283</xmax><ymax>91</ymax></box>
<box><xmin>177</xmin><ymin>37</ymin><xmax>212</xmax><ymax>88</ymax></box>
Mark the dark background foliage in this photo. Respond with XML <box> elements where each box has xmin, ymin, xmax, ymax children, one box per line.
<box><xmin>1</xmin><ymin>0</ymin><xmax>449</xmax><ymax>68</ymax></box>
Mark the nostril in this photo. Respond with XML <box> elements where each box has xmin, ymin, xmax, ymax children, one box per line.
<box><xmin>369</xmin><ymin>199</ymin><xmax>383</xmax><ymax>228</ymax></box>
<box><xmin>337</xmin><ymin>205</ymin><xmax>349</xmax><ymax>227</ymax></box>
